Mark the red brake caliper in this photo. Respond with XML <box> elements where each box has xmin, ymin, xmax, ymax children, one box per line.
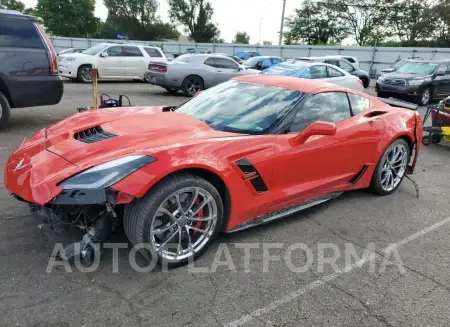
<box><xmin>192</xmin><ymin>198</ymin><xmax>203</xmax><ymax>235</ymax></box>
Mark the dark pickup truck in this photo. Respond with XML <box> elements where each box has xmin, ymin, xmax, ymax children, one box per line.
<box><xmin>0</xmin><ymin>9</ymin><xmax>63</xmax><ymax>128</ymax></box>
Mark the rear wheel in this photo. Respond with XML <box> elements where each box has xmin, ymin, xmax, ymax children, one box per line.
<box><xmin>77</xmin><ymin>64</ymin><xmax>92</xmax><ymax>83</ymax></box>
<box><xmin>124</xmin><ymin>173</ymin><xmax>223</xmax><ymax>267</ymax></box>
<box><xmin>370</xmin><ymin>139</ymin><xmax>410</xmax><ymax>195</ymax></box>
<box><xmin>0</xmin><ymin>91</ymin><xmax>11</xmax><ymax>129</ymax></box>
<box><xmin>181</xmin><ymin>75</ymin><xmax>204</xmax><ymax>97</ymax></box>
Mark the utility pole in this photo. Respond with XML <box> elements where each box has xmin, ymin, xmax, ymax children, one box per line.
<box><xmin>278</xmin><ymin>0</ymin><xmax>287</xmax><ymax>45</ymax></box>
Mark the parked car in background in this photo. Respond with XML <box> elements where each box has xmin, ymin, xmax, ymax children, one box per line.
<box><xmin>297</xmin><ymin>56</ymin><xmax>371</xmax><ymax>88</ymax></box>
<box><xmin>242</xmin><ymin>56</ymin><xmax>285</xmax><ymax>71</ymax></box>
<box><xmin>58</xmin><ymin>47</ymin><xmax>86</xmax><ymax>55</ymax></box>
<box><xmin>145</xmin><ymin>54</ymin><xmax>260</xmax><ymax>96</ymax></box>
<box><xmin>262</xmin><ymin>61</ymin><xmax>364</xmax><ymax>91</ymax></box>
<box><xmin>234</xmin><ymin>51</ymin><xmax>262</xmax><ymax>60</ymax></box>
<box><xmin>0</xmin><ymin>9</ymin><xmax>63</xmax><ymax>128</ymax></box>
<box><xmin>173</xmin><ymin>48</ymin><xmax>211</xmax><ymax>58</ymax></box>
<box><xmin>376</xmin><ymin>59</ymin><xmax>450</xmax><ymax>105</ymax></box>
<box><xmin>326</xmin><ymin>55</ymin><xmax>360</xmax><ymax>69</ymax></box>
<box><xmin>229</xmin><ymin>55</ymin><xmax>244</xmax><ymax>64</ymax></box>
<box><xmin>58</xmin><ymin>43</ymin><xmax>167</xmax><ymax>83</ymax></box>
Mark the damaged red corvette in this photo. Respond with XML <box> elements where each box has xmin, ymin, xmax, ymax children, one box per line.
<box><xmin>4</xmin><ymin>75</ymin><xmax>423</xmax><ymax>266</ymax></box>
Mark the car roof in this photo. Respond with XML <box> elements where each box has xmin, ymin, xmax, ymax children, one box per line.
<box><xmin>235</xmin><ymin>75</ymin><xmax>347</xmax><ymax>94</ymax></box>
<box><xmin>98</xmin><ymin>42</ymin><xmax>159</xmax><ymax>48</ymax></box>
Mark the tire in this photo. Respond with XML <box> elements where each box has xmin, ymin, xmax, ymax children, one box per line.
<box><xmin>123</xmin><ymin>173</ymin><xmax>223</xmax><ymax>268</ymax></box>
<box><xmin>361</xmin><ymin>77</ymin><xmax>370</xmax><ymax>88</ymax></box>
<box><xmin>370</xmin><ymin>138</ymin><xmax>410</xmax><ymax>196</ymax></box>
<box><xmin>0</xmin><ymin>91</ymin><xmax>11</xmax><ymax>129</ymax></box>
<box><xmin>77</xmin><ymin>64</ymin><xmax>92</xmax><ymax>83</ymax></box>
<box><xmin>422</xmin><ymin>135</ymin><xmax>431</xmax><ymax>146</ymax></box>
<box><xmin>181</xmin><ymin>75</ymin><xmax>204</xmax><ymax>97</ymax></box>
<box><xmin>164</xmin><ymin>87</ymin><xmax>178</xmax><ymax>94</ymax></box>
<box><xmin>417</xmin><ymin>87</ymin><xmax>431</xmax><ymax>106</ymax></box>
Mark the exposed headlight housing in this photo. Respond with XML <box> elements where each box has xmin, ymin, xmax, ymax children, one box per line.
<box><xmin>59</xmin><ymin>155</ymin><xmax>156</xmax><ymax>190</ymax></box>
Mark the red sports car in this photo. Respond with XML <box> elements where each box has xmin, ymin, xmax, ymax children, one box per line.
<box><xmin>4</xmin><ymin>75</ymin><xmax>423</xmax><ymax>266</ymax></box>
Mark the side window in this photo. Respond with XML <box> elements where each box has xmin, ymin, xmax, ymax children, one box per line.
<box><xmin>339</xmin><ymin>60</ymin><xmax>355</xmax><ymax>72</ymax></box>
<box><xmin>436</xmin><ymin>65</ymin><xmax>448</xmax><ymax>75</ymax></box>
<box><xmin>290</xmin><ymin>92</ymin><xmax>351</xmax><ymax>133</ymax></box>
<box><xmin>0</xmin><ymin>17</ymin><xmax>44</xmax><ymax>49</ymax></box>
<box><xmin>204</xmin><ymin>58</ymin><xmax>217</xmax><ymax>67</ymax></box>
<box><xmin>260</xmin><ymin>58</ymin><xmax>272</xmax><ymax>69</ymax></box>
<box><xmin>345</xmin><ymin>57</ymin><xmax>356</xmax><ymax>64</ymax></box>
<box><xmin>271</xmin><ymin>58</ymin><xmax>283</xmax><ymax>65</ymax></box>
<box><xmin>310</xmin><ymin>65</ymin><xmax>328</xmax><ymax>79</ymax></box>
<box><xmin>106</xmin><ymin>46</ymin><xmax>123</xmax><ymax>56</ymax></box>
<box><xmin>325</xmin><ymin>59</ymin><xmax>339</xmax><ymax>66</ymax></box>
<box><xmin>348</xmin><ymin>93</ymin><xmax>371</xmax><ymax>115</ymax></box>
<box><xmin>327</xmin><ymin>67</ymin><xmax>344</xmax><ymax>77</ymax></box>
<box><xmin>122</xmin><ymin>46</ymin><xmax>144</xmax><ymax>57</ymax></box>
<box><xmin>215</xmin><ymin>58</ymin><xmax>238</xmax><ymax>69</ymax></box>
<box><xmin>144</xmin><ymin>47</ymin><xmax>163</xmax><ymax>58</ymax></box>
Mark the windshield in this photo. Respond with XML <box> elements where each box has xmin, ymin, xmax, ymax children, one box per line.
<box><xmin>176</xmin><ymin>80</ymin><xmax>303</xmax><ymax>134</ymax></box>
<box><xmin>244</xmin><ymin>57</ymin><xmax>264</xmax><ymax>66</ymax></box>
<box><xmin>82</xmin><ymin>44</ymin><xmax>109</xmax><ymax>55</ymax></box>
<box><xmin>396</xmin><ymin>62</ymin><xmax>437</xmax><ymax>75</ymax></box>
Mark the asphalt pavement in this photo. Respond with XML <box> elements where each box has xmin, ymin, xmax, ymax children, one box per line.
<box><xmin>0</xmin><ymin>80</ymin><xmax>449</xmax><ymax>327</ymax></box>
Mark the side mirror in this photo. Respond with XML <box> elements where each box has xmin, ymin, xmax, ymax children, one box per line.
<box><xmin>382</xmin><ymin>68</ymin><xmax>395</xmax><ymax>73</ymax></box>
<box><xmin>289</xmin><ymin>121</ymin><xmax>337</xmax><ymax>146</ymax></box>
<box><xmin>100</xmin><ymin>52</ymin><xmax>108</xmax><ymax>58</ymax></box>
<box><xmin>236</xmin><ymin>67</ymin><xmax>242</xmax><ymax>72</ymax></box>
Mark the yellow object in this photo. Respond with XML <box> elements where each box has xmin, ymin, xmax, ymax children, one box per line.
<box><xmin>442</xmin><ymin>127</ymin><xmax>450</xmax><ymax>142</ymax></box>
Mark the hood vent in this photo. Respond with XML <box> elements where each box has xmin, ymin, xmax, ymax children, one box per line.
<box><xmin>74</xmin><ymin>126</ymin><xmax>117</xmax><ymax>143</ymax></box>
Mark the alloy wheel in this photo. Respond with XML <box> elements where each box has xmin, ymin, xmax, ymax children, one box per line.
<box><xmin>149</xmin><ymin>187</ymin><xmax>218</xmax><ymax>262</ymax></box>
<box><xmin>186</xmin><ymin>78</ymin><xmax>201</xmax><ymax>96</ymax></box>
<box><xmin>422</xmin><ymin>89</ymin><xmax>430</xmax><ymax>105</ymax></box>
<box><xmin>380</xmin><ymin>144</ymin><xmax>408</xmax><ymax>192</ymax></box>
<box><xmin>81</xmin><ymin>67</ymin><xmax>92</xmax><ymax>83</ymax></box>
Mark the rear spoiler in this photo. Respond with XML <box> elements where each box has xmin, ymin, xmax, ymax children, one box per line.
<box><xmin>378</xmin><ymin>97</ymin><xmax>418</xmax><ymax>111</ymax></box>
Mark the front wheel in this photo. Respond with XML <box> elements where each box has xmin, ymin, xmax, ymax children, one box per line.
<box><xmin>124</xmin><ymin>173</ymin><xmax>223</xmax><ymax>267</ymax></box>
<box><xmin>77</xmin><ymin>64</ymin><xmax>92</xmax><ymax>83</ymax></box>
<box><xmin>417</xmin><ymin>87</ymin><xmax>431</xmax><ymax>106</ymax></box>
<box><xmin>370</xmin><ymin>139</ymin><xmax>410</xmax><ymax>195</ymax></box>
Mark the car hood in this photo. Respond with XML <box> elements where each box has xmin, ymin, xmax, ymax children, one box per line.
<box><xmin>20</xmin><ymin>107</ymin><xmax>238</xmax><ymax>169</ymax></box>
<box><xmin>382</xmin><ymin>72</ymin><xmax>429</xmax><ymax>80</ymax></box>
<box><xmin>59</xmin><ymin>53</ymin><xmax>92</xmax><ymax>59</ymax></box>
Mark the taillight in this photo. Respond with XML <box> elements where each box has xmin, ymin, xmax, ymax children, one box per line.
<box><xmin>35</xmin><ymin>23</ymin><xmax>58</xmax><ymax>75</ymax></box>
<box><xmin>148</xmin><ymin>63</ymin><xmax>167</xmax><ymax>73</ymax></box>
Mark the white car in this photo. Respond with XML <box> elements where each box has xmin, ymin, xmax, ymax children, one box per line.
<box><xmin>325</xmin><ymin>55</ymin><xmax>360</xmax><ymax>69</ymax></box>
<box><xmin>58</xmin><ymin>43</ymin><xmax>167</xmax><ymax>83</ymax></box>
<box><xmin>262</xmin><ymin>61</ymin><xmax>364</xmax><ymax>92</ymax></box>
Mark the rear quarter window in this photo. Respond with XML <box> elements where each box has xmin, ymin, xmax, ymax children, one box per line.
<box><xmin>0</xmin><ymin>17</ymin><xmax>44</xmax><ymax>49</ymax></box>
<box><xmin>348</xmin><ymin>93</ymin><xmax>371</xmax><ymax>114</ymax></box>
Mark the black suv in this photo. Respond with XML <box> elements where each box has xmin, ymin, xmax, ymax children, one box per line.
<box><xmin>0</xmin><ymin>9</ymin><xmax>63</xmax><ymax>128</ymax></box>
<box><xmin>376</xmin><ymin>59</ymin><xmax>450</xmax><ymax>106</ymax></box>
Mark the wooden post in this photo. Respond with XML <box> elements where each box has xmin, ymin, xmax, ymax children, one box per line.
<box><xmin>92</xmin><ymin>67</ymin><xmax>98</xmax><ymax>110</ymax></box>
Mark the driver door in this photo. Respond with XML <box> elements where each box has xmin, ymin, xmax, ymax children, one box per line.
<box><xmin>270</xmin><ymin>92</ymin><xmax>380</xmax><ymax>211</ymax></box>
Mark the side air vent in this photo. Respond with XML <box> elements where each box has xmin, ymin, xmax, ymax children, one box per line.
<box><xmin>236</xmin><ymin>157</ymin><xmax>268</xmax><ymax>193</ymax></box>
<box><xmin>74</xmin><ymin>126</ymin><xmax>117</xmax><ymax>143</ymax></box>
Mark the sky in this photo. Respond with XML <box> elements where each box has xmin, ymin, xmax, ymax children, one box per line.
<box><xmin>21</xmin><ymin>0</ymin><xmax>298</xmax><ymax>44</ymax></box>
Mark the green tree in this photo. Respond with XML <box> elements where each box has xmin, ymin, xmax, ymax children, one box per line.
<box><xmin>23</xmin><ymin>7</ymin><xmax>39</xmax><ymax>16</ymax></box>
<box><xmin>233</xmin><ymin>31</ymin><xmax>250</xmax><ymax>44</ymax></box>
<box><xmin>0</xmin><ymin>0</ymin><xmax>25</xmax><ymax>12</ymax></box>
<box><xmin>262</xmin><ymin>40</ymin><xmax>272</xmax><ymax>45</ymax></box>
<box><xmin>168</xmin><ymin>0</ymin><xmax>220</xmax><ymax>42</ymax></box>
<box><xmin>36</xmin><ymin>0</ymin><xmax>100</xmax><ymax>37</ymax></box>
<box><xmin>102</xmin><ymin>0</ymin><xmax>179</xmax><ymax>40</ymax></box>
<box><xmin>284</xmin><ymin>0</ymin><xmax>349</xmax><ymax>45</ymax></box>
<box><xmin>335</xmin><ymin>0</ymin><xmax>394</xmax><ymax>45</ymax></box>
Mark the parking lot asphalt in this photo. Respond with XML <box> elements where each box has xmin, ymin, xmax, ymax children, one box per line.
<box><xmin>1</xmin><ymin>81</ymin><xmax>449</xmax><ymax>327</ymax></box>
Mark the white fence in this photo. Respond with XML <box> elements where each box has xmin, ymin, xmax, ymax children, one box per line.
<box><xmin>50</xmin><ymin>36</ymin><xmax>450</xmax><ymax>77</ymax></box>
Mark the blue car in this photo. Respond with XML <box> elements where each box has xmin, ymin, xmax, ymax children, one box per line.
<box><xmin>234</xmin><ymin>51</ymin><xmax>262</xmax><ymax>60</ymax></box>
<box><xmin>242</xmin><ymin>56</ymin><xmax>285</xmax><ymax>71</ymax></box>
